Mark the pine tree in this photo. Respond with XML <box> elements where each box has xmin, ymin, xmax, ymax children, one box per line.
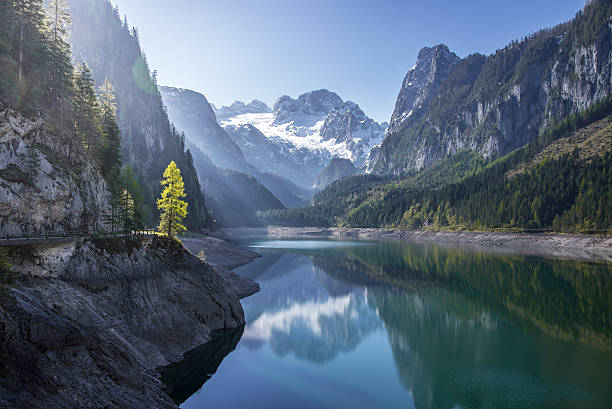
<box><xmin>121</xmin><ymin>166</ymin><xmax>146</xmax><ymax>229</ymax></box>
<box><xmin>120</xmin><ymin>188</ymin><xmax>136</xmax><ymax>235</ymax></box>
<box><xmin>72</xmin><ymin>62</ymin><xmax>102</xmax><ymax>162</ymax></box>
<box><xmin>13</xmin><ymin>0</ymin><xmax>45</xmax><ymax>83</ymax></box>
<box><xmin>157</xmin><ymin>161</ymin><xmax>188</xmax><ymax>238</ymax></box>
<box><xmin>1</xmin><ymin>0</ymin><xmax>47</xmax><ymax>112</ymax></box>
<box><xmin>99</xmin><ymin>77</ymin><xmax>121</xmax><ymax>174</ymax></box>
<box><xmin>46</xmin><ymin>0</ymin><xmax>72</xmax><ymax>124</ymax></box>
<box><xmin>104</xmin><ymin>168</ymin><xmax>123</xmax><ymax>234</ymax></box>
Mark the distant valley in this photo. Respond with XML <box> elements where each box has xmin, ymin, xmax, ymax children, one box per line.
<box><xmin>161</xmin><ymin>87</ymin><xmax>386</xmax><ymax>193</ymax></box>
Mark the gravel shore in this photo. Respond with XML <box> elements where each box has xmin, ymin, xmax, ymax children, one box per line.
<box><xmin>218</xmin><ymin>227</ymin><xmax>612</xmax><ymax>263</ymax></box>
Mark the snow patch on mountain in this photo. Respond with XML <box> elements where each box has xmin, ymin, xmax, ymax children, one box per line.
<box><xmin>217</xmin><ymin>90</ymin><xmax>387</xmax><ymax>174</ymax></box>
<box><xmin>213</xmin><ymin>100</ymin><xmax>271</xmax><ymax>120</ymax></box>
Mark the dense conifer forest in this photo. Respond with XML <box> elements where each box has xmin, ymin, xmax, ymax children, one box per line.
<box><xmin>0</xmin><ymin>0</ymin><xmax>211</xmax><ymax>231</ymax></box>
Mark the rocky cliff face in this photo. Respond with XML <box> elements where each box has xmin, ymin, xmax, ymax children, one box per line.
<box><xmin>272</xmin><ymin>90</ymin><xmax>345</xmax><ymax>126</ymax></box>
<box><xmin>0</xmin><ymin>109</ymin><xmax>108</xmax><ymax>235</ymax></box>
<box><xmin>374</xmin><ymin>0</ymin><xmax>612</xmax><ymax>174</ymax></box>
<box><xmin>0</xmin><ymin>236</ymin><xmax>258</xmax><ymax>408</ymax></box>
<box><xmin>159</xmin><ymin>86</ymin><xmax>256</xmax><ymax>175</ymax></box>
<box><xmin>387</xmin><ymin>45</ymin><xmax>460</xmax><ymax>135</ymax></box>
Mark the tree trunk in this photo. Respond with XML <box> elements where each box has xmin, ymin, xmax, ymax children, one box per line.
<box><xmin>168</xmin><ymin>198</ymin><xmax>173</xmax><ymax>237</ymax></box>
<box><xmin>18</xmin><ymin>18</ymin><xmax>23</xmax><ymax>82</ymax></box>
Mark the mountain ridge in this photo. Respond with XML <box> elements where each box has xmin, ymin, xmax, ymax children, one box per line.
<box><xmin>372</xmin><ymin>0</ymin><xmax>612</xmax><ymax>174</ymax></box>
<box><xmin>219</xmin><ymin>89</ymin><xmax>387</xmax><ymax>188</ymax></box>
<box><xmin>159</xmin><ymin>86</ymin><xmax>310</xmax><ymax>210</ymax></box>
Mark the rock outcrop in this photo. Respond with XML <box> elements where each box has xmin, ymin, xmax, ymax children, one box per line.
<box><xmin>0</xmin><ymin>109</ymin><xmax>108</xmax><ymax>235</ymax></box>
<box><xmin>314</xmin><ymin>158</ymin><xmax>358</xmax><ymax>190</ymax></box>
<box><xmin>387</xmin><ymin>45</ymin><xmax>460</xmax><ymax>135</ymax></box>
<box><xmin>0</xmin><ymin>236</ymin><xmax>259</xmax><ymax>408</ymax></box>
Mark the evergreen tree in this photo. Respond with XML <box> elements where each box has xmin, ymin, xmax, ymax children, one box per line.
<box><xmin>98</xmin><ymin>77</ymin><xmax>121</xmax><ymax>174</ymax></box>
<box><xmin>45</xmin><ymin>0</ymin><xmax>72</xmax><ymax>124</ymax></box>
<box><xmin>104</xmin><ymin>168</ymin><xmax>123</xmax><ymax>234</ymax></box>
<box><xmin>120</xmin><ymin>188</ymin><xmax>136</xmax><ymax>235</ymax></box>
<box><xmin>1</xmin><ymin>0</ymin><xmax>48</xmax><ymax>113</ymax></box>
<box><xmin>105</xmin><ymin>167</ymin><xmax>145</xmax><ymax>234</ymax></box>
<box><xmin>72</xmin><ymin>62</ymin><xmax>102</xmax><ymax>162</ymax></box>
<box><xmin>157</xmin><ymin>161</ymin><xmax>188</xmax><ymax>238</ymax></box>
<box><xmin>13</xmin><ymin>0</ymin><xmax>45</xmax><ymax>84</ymax></box>
<box><xmin>121</xmin><ymin>166</ymin><xmax>146</xmax><ymax>229</ymax></box>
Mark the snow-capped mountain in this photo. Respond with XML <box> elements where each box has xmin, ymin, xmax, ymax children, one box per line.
<box><xmin>159</xmin><ymin>86</ymin><xmax>311</xmax><ymax>207</ymax></box>
<box><xmin>217</xmin><ymin>89</ymin><xmax>387</xmax><ymax>188</ymax></box>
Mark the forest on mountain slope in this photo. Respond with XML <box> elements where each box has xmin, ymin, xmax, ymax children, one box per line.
<box><xmin>0</xmin><ymin>0</ymin><xmax>212</xmax><ymax>231</ymax></box>
<box><xmin>259</xmin><ymin>1</ymin><xmax>612</xmax><ymax>234</ymax></box>
<box><xmin>68</xmin><ymin>0</ymin><xmax>211</xmax><ymax>229</ymax></box>
<box><xmin>260</xmin><ymin>96</ymin><xmax>612</xmax><ymax>234</ymax></box>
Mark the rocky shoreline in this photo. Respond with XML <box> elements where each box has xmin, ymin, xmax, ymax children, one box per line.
<box><xmin>220</xmin><ymin>227</ymin><xmax>612</xmax><ymax>263</ymax></box>
<box><xmin>0</xmin><ymin>235</ymin><xmax>259</xmax><ymax>409</ymax></box>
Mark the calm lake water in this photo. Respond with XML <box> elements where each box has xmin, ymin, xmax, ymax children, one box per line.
<box><xmin>161</xmin><ymin>238</ymin><xmax>612</xmax><ymax>409</ymax></box>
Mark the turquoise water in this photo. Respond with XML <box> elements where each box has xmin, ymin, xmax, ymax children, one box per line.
<box><xmin>163</xmin><ymin>238</ymin><xmax>612</xmax><ymax>409</ymax></box>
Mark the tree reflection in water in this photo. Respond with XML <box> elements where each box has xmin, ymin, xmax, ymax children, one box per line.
<box><xmin>162</xmin><ymin>239</ymin><xmax>612</xmax><ymax>409</ymax></box>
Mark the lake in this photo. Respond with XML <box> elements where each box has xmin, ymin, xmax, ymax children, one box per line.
<box><xmin>161</xmin><ymin>238</ymin><xmax>612</xmax><ymax>409</ymax></box>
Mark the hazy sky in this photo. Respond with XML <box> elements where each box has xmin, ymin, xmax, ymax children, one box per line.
<box><xmin>111</xmin><ymin>0</ymin><xmax>585</xmax><ymax>122</ymax></box>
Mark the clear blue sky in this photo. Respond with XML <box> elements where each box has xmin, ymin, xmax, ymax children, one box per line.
<box><xmin>111</xmin><ymin>0</ymin><xmax>585</xmax><ymax>123</ymax></box>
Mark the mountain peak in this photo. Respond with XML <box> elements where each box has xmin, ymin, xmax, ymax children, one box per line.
<box><xmin>416</xmin><ymin>44</ymin><xmax>453</xmax><ymax>61</ymax></box>
<box><xmin>273</xmin><ymin>89</ymin><xmax>345</xmax><ymax>126</ymax></box>
<box><xmin>388</xmin><ymin>44</ymin><xmax>460</xmax><ymax>133</ymax></box>
<box><xmin>213</xmin><ymin>99</ymin><xmax>271</xmax><ymax>119</ymax></box>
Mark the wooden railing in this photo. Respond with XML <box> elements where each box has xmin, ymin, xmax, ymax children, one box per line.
<box><xmin>0</xmin><ymin>229</ymin><xmax>157</xmax><ymax>246</ymax></box>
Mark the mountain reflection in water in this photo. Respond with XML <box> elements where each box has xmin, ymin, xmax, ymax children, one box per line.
<box><xmin>164</xmin><ymin>238</ymin><xmax>612</xmax><ymax>409</ymax></box>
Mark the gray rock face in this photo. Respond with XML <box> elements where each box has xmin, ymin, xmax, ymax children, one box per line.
<box><xmin>0</xmin><ymin>236</ymin><xmax>259</xmax><ymax>408</ymax></box>
<box><xmin>272</xmin><ymin>90</ymin><xmax>345</xmax><ymax>126</ymax></box>
<box><xmin>314</xmin><ymin>158</ymin><xmax>358</xmax><ymax>190</ymax></box>
<box><xmin>374</xmin><ymin>2</ymin><xmax>612</xmax><ymax>175</ymax></box>
<box><xmin>0</xmin><ymin>109</ymin><xmax>108</xmax><ymax>235</ymax></box>
<box><xmin>320</xmin><ymin>102</ymin><xmax>387</xmax><ymax>168</ymax></box>
<box><xmin>388</xmin><ymin>44</ymin><xmax>460</xmax><ymax>134</ymax></box>
<box><xmin>159</xmin><ymin>86</ymin><xmax>256</xmax><ymax>176</ymax></box>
